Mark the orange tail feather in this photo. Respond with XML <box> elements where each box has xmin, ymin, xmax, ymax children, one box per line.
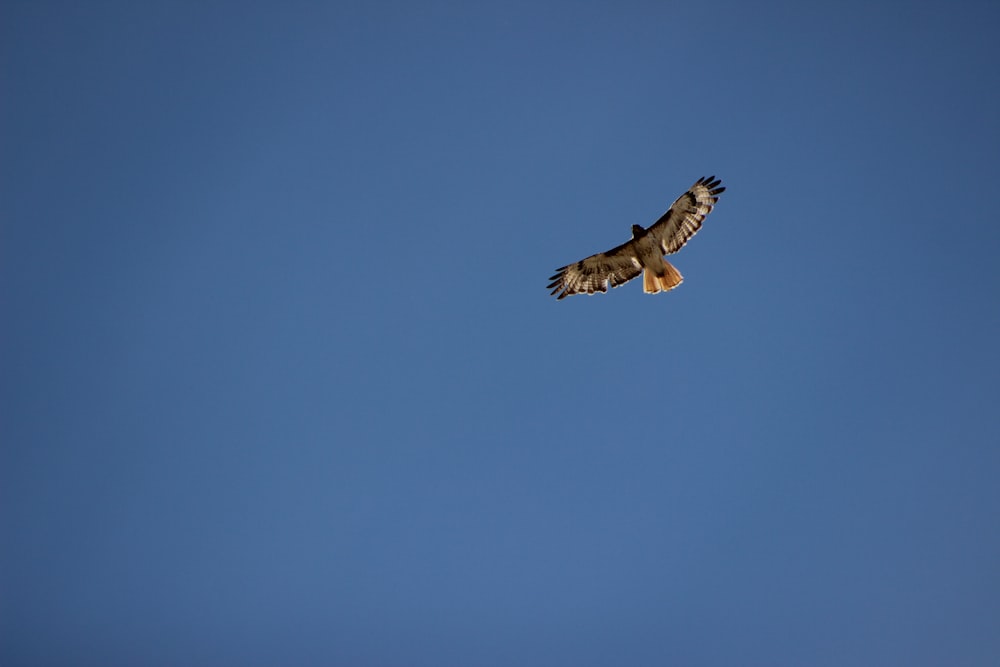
<box><xmin>643</xmin><ymin>261</ymin><xmax>684</xmax><ymax>294</ymax></box>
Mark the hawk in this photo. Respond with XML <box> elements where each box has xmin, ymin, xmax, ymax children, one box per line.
<box><xmin>547</xmin><ymin>176</ymin><xmax>725</xmax><ymax>299</ymax></box>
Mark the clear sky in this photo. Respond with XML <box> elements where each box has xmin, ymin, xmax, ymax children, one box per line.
<box><xmin>3</xmin><ymin>1</ymin><xmax>1000</xmax><ymax>665</ymax></box>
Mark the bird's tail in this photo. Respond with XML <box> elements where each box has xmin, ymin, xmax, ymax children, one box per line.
<box><xmin>642</xmin><ymin>260</ymin><xmax>684</xmax><ymax>294</ymax></box>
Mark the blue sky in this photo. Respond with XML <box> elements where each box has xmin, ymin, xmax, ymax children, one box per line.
<box><xmin>3</xmin><ymin>1</ymin><xmax>999</xmax><ymax>665</ymax></box>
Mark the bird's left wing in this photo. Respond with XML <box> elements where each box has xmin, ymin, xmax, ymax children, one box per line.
<box><xmin>547</xmin><ymin>239</ymin><xmax>643</xmax><ymax>300</ymax></box>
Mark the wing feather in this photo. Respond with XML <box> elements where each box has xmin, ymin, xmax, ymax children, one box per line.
<box><xmin>647</xmin><ymin>176</ymin><xmax>725</xmax><ymax>255</ymax></box>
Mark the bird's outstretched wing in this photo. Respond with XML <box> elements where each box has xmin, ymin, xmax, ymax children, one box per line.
<box><xmin>646</xmin><ymin>176</ymin><xmax>725</xmax><ymax>255</ymax></box>
<box><xmin>547</xmin><ymin>239</ymin><xmax>644</xmax><ymax>300</ymax></box>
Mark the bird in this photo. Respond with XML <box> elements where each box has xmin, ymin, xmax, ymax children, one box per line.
<box><xmin>547</xmin><ymin>176</ymin><xmax>725</xmax><ymax>299</ymax></box>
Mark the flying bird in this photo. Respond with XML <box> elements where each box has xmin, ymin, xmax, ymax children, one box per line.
<box><xmin>547</xmin><ymin>176</ymin><xmax>725</xmax><ymax>299</ymax></box>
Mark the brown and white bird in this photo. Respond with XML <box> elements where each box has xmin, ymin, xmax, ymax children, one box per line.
<box><xmin>547</xmin><ymin>176</ymin><xmax>725</xmax><ymax>299</ymax></box>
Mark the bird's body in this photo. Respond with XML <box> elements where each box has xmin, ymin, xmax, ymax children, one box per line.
<box><xmin>547</xmin><ymin>176</ymin><xmax>725</xmax><ymax>299</ymax></box>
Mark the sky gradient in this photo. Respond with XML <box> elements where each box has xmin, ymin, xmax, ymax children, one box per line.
<box><xmin>3</xmin><ymin>1</ymin><xmax>1000</xmax><ymax>665</ymax></box>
